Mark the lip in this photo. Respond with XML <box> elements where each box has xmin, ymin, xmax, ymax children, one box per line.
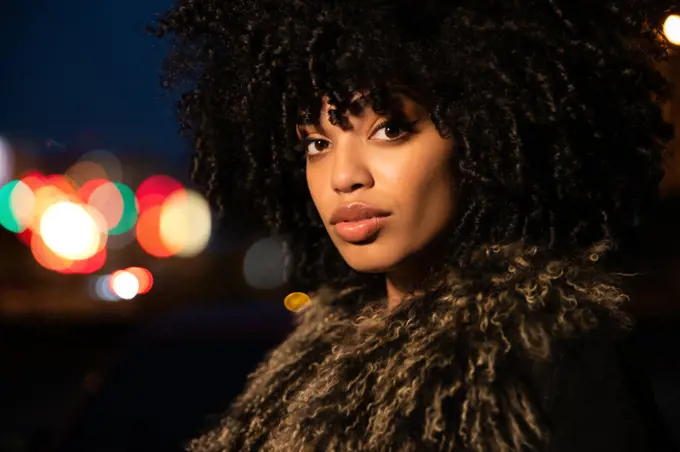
<box><xmin>334</xmin><ymin>216</ymin><xmax>389</xmax><ymax>243</ymax></box>
<box><xmin>329</xmin><ymin>202</ymin><xmax>391</xmax><ymax>225</ymax></box>
<box><xmin>329</xmin><ymin>202</ymin><xmax>391</xmax><ymax>243</ymax></box>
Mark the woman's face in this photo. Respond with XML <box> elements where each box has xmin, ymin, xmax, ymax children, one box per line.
<box><xmin>299</xmin><ymin>93</ymin><xmax>456</xmax><ymax>274</ymax></box>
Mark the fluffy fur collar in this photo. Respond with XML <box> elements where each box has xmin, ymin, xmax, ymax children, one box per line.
<box><xmin>188</xmin><ymin>241</ymin><xmax>630</xmax><ymax>452</ymax></box>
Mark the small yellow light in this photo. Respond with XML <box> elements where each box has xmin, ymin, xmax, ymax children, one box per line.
<box><xmin>284</xmin><ymin>292</ymin><xmax>311</xmax><ymax>312</ymax></box>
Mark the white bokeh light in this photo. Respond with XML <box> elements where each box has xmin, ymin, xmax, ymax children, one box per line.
<box><xmin>0</xmin><ymin>136</ymin><xmax>13</xmax><ymax>185</ymax></box>
<box><xmin>664</xmin><ymin>15</ymin><xmax>680</xmax><ymax>45</ymax></box>
<box><xmin>111</xmin><ymin>271</ymin><xmax>139</xmax><ymax>300</ymax></box>
<box><xmin>39</xmin><ymin>201</ymin><xmax>102</xmax><ymax>260</ymax></box>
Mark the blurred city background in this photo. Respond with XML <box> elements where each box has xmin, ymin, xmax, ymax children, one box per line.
<box><xmin>1</xmin><ymin>2</ymin><xmax>680</xmax><ymax>452</ymax></box>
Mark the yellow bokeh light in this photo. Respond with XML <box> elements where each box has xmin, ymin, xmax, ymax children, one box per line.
<box><xmin>111</xmin><ymin>270</ymin><xmax>139</xmax><ymax>300</ymax></box>
<box><xmin>664</xmin><ymin>15</ymin><xmax>680</xmax><ymax>45</ymax></box>
<box><xmin>284</xmin><ymin>292</ymin><xmax>311</xmax><ymax>312</ymax></box>
<box><xmin>32</xmin><ymin>185</ymin><xmax>70</xmax><ymax>230</ymax></box>
<box><xmin>159</xmin><ymin>190</ymin><xmax>212</xmax><ymax>257</ymax></box>
<box><xmin>39</xmin><ymin>201</ymin><xmax>102</xmax><ymax>260</ymax></box>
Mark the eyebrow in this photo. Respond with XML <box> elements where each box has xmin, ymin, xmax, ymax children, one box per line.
<box><xmin>296</xmin><ymin>123</ymin><xmax>328</xmax><ymax>139</ymax></box>
<box><xmin>296</xmin><ymin>92</ymin><xmax>413</xmax><ymax>138</ymax></box>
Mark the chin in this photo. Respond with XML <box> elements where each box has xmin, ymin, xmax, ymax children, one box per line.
<box><xmin>338</xmin><ymin>246</ymin><xmax>403</xmax><ymax>274</ymax></box>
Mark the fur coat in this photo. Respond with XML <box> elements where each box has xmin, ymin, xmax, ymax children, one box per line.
<box><xmin>187</xmin><ymin>241</ymin><xmax>674</xmax><ymax>451</ymax></box>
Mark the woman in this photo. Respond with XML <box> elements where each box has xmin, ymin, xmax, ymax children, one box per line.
<box><xmin>151</xmin><ymin>0</ymin><xmax>677</xmax><ymax>450</ymax></box>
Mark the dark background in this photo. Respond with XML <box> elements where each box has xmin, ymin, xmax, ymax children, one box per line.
<box><xmin>0</xmin><ymin>2</ymin><xmax>294</xmax><ymax>451</ymax></box>
<box><xmin>0</xmin><ymin>2</ymin><xmax>679</xmax><ymax>451</ymax></box>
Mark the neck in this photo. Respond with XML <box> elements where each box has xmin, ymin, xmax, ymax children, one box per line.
<box><xmin>385</xmin><ymin>235</ymin><xmax>451</xmax><ymax>311</ymax></box>
<box><xmin>385</xmin><ymin>265</ymin><xmax>429</xmax><ymax>311</ymax></box>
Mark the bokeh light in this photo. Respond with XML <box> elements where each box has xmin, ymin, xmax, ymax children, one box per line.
<box><xmin>11</xmin><ymin>181</ymin><xmax>36</xmax><ymax>231</ymax></box>
<box><xmin>0</xmin><ymin>180</ymin><xmax>32</xmax><ymax>233</ymax></box>
<box><xmin>94</xmin><ymin>275</ymin><xmax>119</xmax><ymax>301</ymax></box>
<box><xmin>17</xmin><ymin>228</ymin><xmax>32</xmax><ymax>247</ymax></box>
<box><xmin>39</xmin><ymin>201</ymin><xmax>104</xmax><ymax>260</ymax></box>
<box><xmin>19</xmin><ymin>172</ymin><xmax>46</xmax><ymax>192</ymax></box>
<box><xmin>32</xmin><ymin>184</ymin><xmax>70</xmax><ymax>231</ymax></box>
<box><xmin>664</xmin><ymin>15</ymin><xmax>680</xmax><ymax>45</ymax></box>
<box><xmin>110</xmin><ymin>270</ymin><xmax>139</xmax><ymax>300</ymax></box>
<box><xmin>284</xmin><ymin>292</ymin><xmax>311</xmax><ymax>312</ymax></box>
<box><xmin>31</xmin><ymin>232</ymin><xmax>73</xmax><ymax>273</ymax></box>
<box><xmin>109</xmin><ymin>183</ymin><xmax>138</xmax><ymax>235</ymax></box>
<box><xmin>77</xmin><ymin>150</ymin><xmax>123</xmax><ymax>182</ymax></box>
<box><xmin>136</xmin><ymin>175</ymin><xmax>184</xmax><ymax>214</ymax></box>
<box><xmin>45</xmin><ymin>174</ymin><xmax>78</xmax><ymax>199</ymax></box>
<box><xmin>136</xmin><ymin>205</ymin><xmax>173</xmax><ymax>257</ymax></box>
<box><xmin>78</xmin><ymin>178</ymin><xmax>110</xmax><ymax>204</ymax></box>
<box><xmin>124</xmin><ymin>267</ymin><xmax>153</xmax><ymax>294</ymax></box>
<box><xmin>68</xmin><ymin>248</ymin><xmax>106</xmax><ymax>275</ymax></box>
<box><xmin>88</xmin><ymin>181</ymin><xmax>124</xmax><ymax>231</ymax></box>
<box><xmin>66</xmin><ymin>160</ymin><xmax>109</xmax><ymax>188</ymax></box>
<box><xmin>243</xmin><ymin>236</ymin><xmax>292</xmax><ymax>290</ymax></box>
<box><xmin>0</xmin><ymin>136</ymin><xmax>13</xmax><ymax>185</ymax></box>
<box><xmin>0</xmin><ymin>142</ymin><xmax>209</xmax><ymax>286</ymax></box>
<box><xmin>159</xmin><ymin>190</ymin><xmax>212</xmax><ymax>257</ymax></box>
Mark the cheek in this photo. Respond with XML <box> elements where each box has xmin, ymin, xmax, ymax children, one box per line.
<box><xmin>408</xmin><ymin>169</ymin><xmax>454</xmax><ymax>223</ymax></box>
<box><xmin>306</xmin><ymin>170</ymin><xmax>330</xmax><ymax>220</ymax></box>
<box><xmin>396</xmin><ymin>147</ymin><xmax>456</xmax><ymax>235</ymax></box>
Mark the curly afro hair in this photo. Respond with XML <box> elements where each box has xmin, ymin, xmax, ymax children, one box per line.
<box><xmin>150</xmin><ymin>0</ymin><xmax>677</xmax><ymax>293</ymax></box>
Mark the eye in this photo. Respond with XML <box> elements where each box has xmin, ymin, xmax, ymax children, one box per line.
<box><xmin>370</xmin><ymin>119</ymin><xmax>417</xmax><ymax>141</ymax></box>
<box><xmin>304</xmin><ymin>138</ymin><xmax>331</xmax><ymax>155</ymax></box>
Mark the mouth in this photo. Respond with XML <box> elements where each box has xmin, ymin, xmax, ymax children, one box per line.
<box><xmin>333</xmin><ymin>215</ymin><xmax>390</xmax><ymax>243</ymax></box>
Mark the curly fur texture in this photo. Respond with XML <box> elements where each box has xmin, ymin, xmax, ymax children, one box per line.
<box><xmin>185</xmin><ymin>241</ymin><xmax>630</xmax><ymax>451</ymax></box>
<box><xmin>149</xmin><ymin>0</ymin><xmax>678</xmax><ymax>450</ymax></box>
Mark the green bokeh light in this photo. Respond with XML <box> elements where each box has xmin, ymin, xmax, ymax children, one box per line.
<box><xmin>0</xmin><ymin>180</ymin><xmax>24</xmax><ymax>233</ymax></box>
<box><xmin>109</xmin><ymin>183</ymin><xmax>138</xmax><ymax>235</ymax></box>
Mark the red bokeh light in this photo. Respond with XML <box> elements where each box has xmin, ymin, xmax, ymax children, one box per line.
<box><xmin>135</xmin><ymin>175</ymin><xmax>185</xmax><ymax>214</ymax></box>
<box><xmin>67</xmin><ymin>248</ymin><xmax>107</xmax><ymax>274</ymax></box>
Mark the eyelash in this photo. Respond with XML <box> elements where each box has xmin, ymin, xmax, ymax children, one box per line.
<box><xmin>296</xmin><ymin>118</ymin><xmax>419</xmax><ymax>160</ymax></box>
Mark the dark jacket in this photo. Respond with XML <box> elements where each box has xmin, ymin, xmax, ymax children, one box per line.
<box><xmin>541</xmin><ymin>327</ymin><xmax>676</xmax><ymax>451</ymax></box>
<box><xmin>187</xmin><ymin>243</ymin><xmax>676</xmax><ymax>452</ymax></box>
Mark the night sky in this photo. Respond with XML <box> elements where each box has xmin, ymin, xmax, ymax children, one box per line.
<box><xmin>1</xmin><ymin>0</ymin><xmax>185</xmax><ymax>157</ymax></box>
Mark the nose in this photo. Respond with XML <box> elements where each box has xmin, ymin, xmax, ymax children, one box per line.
<box><xmin>330</xmin><ymin>137</ymin><xmax>374</xmax><ymax>194</ymax></box>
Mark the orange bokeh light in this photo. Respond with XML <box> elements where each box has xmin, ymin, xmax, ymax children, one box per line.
<box><xmin>45</xmin><ymin>174</ymin><xmax>78</xmax><ymax>199</ymax></box>
<box><xmin>31</xmin><ymin>232</ymin><xmax>73</xmax><ymax>273</ymax></box>
<box><xmin>136</xmin><ymin>205</ymin><xmax>174</xmax><ymax>257</ymax></box>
